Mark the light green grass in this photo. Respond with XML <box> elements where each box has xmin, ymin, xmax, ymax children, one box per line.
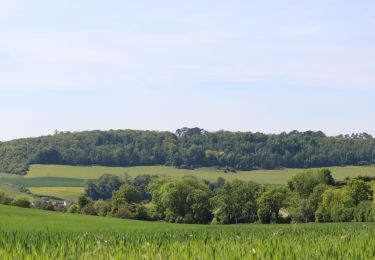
<box><xmin>0</xmin><ymin>172</ymin><xmax>22</xmax><ymax>178</ymax></box>
<box><xmin>28</xmin><ymin>187</ymin><xmax>84</xmax><ymax>200</ymax></box>
<box><xmin>0</xmin><ymin>204</ymin><xmax>375</xmax><ymax>259</ymax></box>
<box><xmin>0</xmin><ymin>183</ymin><xmax>35</xmax><ymax>201</ymax></box>
<box><xmin>27</xmin><ymin>164</ymin><xmax>375</xmax><ymax>185</ymax></box>
<box><xmin>0</xmin><ymin>204</ymin><xmax>178</xmax><ymax>232</ymax></box>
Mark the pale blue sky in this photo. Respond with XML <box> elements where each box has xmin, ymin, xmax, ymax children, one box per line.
<box><xmin>1</xmin><ymin>0</ymin><xmax>375</xmax><ymax>140</ymax></box>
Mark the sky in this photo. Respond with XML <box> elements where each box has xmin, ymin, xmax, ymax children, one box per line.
<box><xmin>1</xmin><ymin>0</ymin><xmax>375</xmax><ymax>141</ymax></box>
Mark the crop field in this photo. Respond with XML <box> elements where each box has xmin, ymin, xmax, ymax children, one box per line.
<box><xmin>2</xmin><ymin>164</ymin><xmax>375</xmax><ymax>201</ymax></box>
<box><xmin>0</xmin><ymin>177</ymin><xmax>85</xmax><ymax>187</ymax></box>
<box><xmin>27</xmin><ymin>187</ymin><xmax>84</xmax><ymax>200</ymax></box>
<box><xmin>27</xmin><ymin>164</ymin><xmax>375</xmax><ymax>184</ymax></box>
<box><xmin>0</xmin><ymin>176</ymin><xmax>85</xmax><ymax>201</ymax></box>
<box><xmin>0</xmin><ymin>205</ymin><xmax>374</xmax><ymax>259</ymax></box>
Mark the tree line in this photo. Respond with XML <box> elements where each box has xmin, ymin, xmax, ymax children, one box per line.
<box><xmin>1</xmin><ymin>127</ymin><xmax>375</xmax><ymax>175</ymax></box>
<box><xmin>74</xmin><ymin>170</ymin><xmax>375</xmax><ymax>223</ymax></box>
<box><xmin>2</xmin><ymin>169</ymin><xmax>374</xmax><ymax>224</ymax></box>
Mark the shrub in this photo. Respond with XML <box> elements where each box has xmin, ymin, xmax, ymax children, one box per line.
<box><xmin>114</xmin><ymin>208</ymin><xmax>134</xmax><ymax>219</ymax></box>
<box><xmin>33</xmin><ymin>200</ymin><xmax>48</xmax><ymax>210</ymax></box>
<box><xmin>315</xmin><ymin>188</ymin><xmax>354</xmax><ymax>222</ymax></box>
<box><xmin>133</xmin><ymin>204</ymin><xmax>150</xmax><ymax>220</ymax></box>
<box><xmin>80</xmin><ymin>203</ymin><xmax>97</xmax><ymax>215</ymax></box>
<box><xmin>257</xmin><ymin>187</ymin><xmax>289</xmax><ymax>224</ymax></box>
<box><xmin>11</xmin><ymin>197</ymin><xmax>31</xmax><ymax>208</ymax></box>
<box><xmin>78</xmin><ymin>195</ymin><xmax>90</xmax><ymax>210</ymax></box>
<box><xmin>287</xmin><ymin>196</ymin><xmax>315</xmax><ymax>223</ymax></box>
<box><xmin>287</xmin><ymin>169</ymin><xmax>334</xmax><ymax>198</ymax></box>
<box><xmin>358</xmin><ymin>161</ymin><xmax>370</xmax><ymax>166</ymax></box>
<box><xmin>345</xmin><ymin>179</ymin><xmax>373</xmax><ymax>206</ymax></box>
<box><xmin>46</xmin><ymin>204</ymin><xmax>55</xmax><ymax>211</ymax></box>
<box><xmin>94</xmin><ymin>200</ymin><xmax>111</xmax><ymax>217</ymax></box>
<box><xmin>0</xmin><ymin>192</ymin><xmax>12</xmax><ymax>205</ymax></box>
<box><xmin>353</xmin><ymin>201</ymin><xmax>374</xmax><ymax>222</ymax></box>
<box><xmin>67</xmin><ymin>203</ymin><xmax>79</xmax><ymax>213</ymax></box>
<box><xmin>330</xmin><ymin>205</ymin><xmax>353</xmax><ymax>222</ymax></box>
<box><xmin>111</xmin><ymin>184</ymin><xmax>140</xmax><ymax>213</ymax></box>
<box><xmin>85</xmin><ymin>174</ymin><xmax>122</xmax><ymax>200</ymax></box>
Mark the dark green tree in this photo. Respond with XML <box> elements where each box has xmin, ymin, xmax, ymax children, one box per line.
<box><xmin>345</xmin><ymin>179</ymin><xmax>373</xmax><ymax>206</ymax></box>
<box><xmin>257</xmin><ymin>187</ymin><xmax>289</xmax><ymax>223</ymax></box>
<box><xmin>211</xmin><ymin>180</ymin><xmax>260</xmax><ymax>224</ymax></box>
<box><xmin>149</xmin><ymin>178</ymin><xmax>212</xmax><ymax>224</ymax></box>
<box><xmin>111</xmin><ymin>184</ymin><xmax>140</xmax><ymax>211</ymax></box>
<box><xmin>85</xmin><ymin>174</ymin><xmax>122</xmax><ymax>200</ymax></box>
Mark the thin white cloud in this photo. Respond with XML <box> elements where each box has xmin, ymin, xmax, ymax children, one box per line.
<box><xmin>1</xmin><ymin>25</ymin><xmax>375</xmax><ymax>91</ymax></box>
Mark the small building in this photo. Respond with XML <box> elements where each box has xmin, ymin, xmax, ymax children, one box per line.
<box><xmin>64</xmin><ymin>200</ymin><xmax>74</xmax><ymax>207</ymax></box>
<box><xmin>41</xmin><ymin>196</ymin><xmax>49</xmax><ymax>201</ymax></box>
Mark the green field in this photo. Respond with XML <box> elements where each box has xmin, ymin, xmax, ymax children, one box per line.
<box><xmin>28</xmin><ymin>187</ymin><xmax>85</xmax><ymax>200</ymax></box>
<box><xmin>2</xmin><ymin>164</ymin><xmax>375</xmax><ymax>201</ymax></box>
<box><xmin>0</xmin><ymin>204</ymin><xmax>374</xmax><ymax>258</ymax></box>
<box><xmin>0</xmin><ymin>183</ymin><xmax>35</xmax><ymax>201</ymax></box>
<box><xmin>27</xmin><ymin>164</ymin><xmax>375</xmax><ymax>184</ymax></box>
<box><xmin>0</xmin><ymin>172</ymin><xmax>22</xmax><ymax>178</ymax></box>
<box><xmin>0</xmin><ymin>177</ymin><xmax>85</xmax><ymax>187</ymax></box>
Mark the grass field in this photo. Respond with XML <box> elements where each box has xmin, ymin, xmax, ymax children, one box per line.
<box><xmin>0</xmin><ymin>183</ymin><xmax>35</xmax><ymax>201</ymax></box>
<box><xmin>0</xmin><ymin>172</ymin><xmax>22</xmax><ymax>178</ymax></box>
<box><xmin>2</xmin><ymin>164</ymin><xmax>375</xmax><ymax>201</ymax></box>
<box><xmin>28</xmin><ymin>187</ymin><xmax>84</xmax><ymax>200</ymax></box>
<box><xmin>0</xmin><ymin>177</ymin><xmax>85</xmax><ymax>187</ymax></box>
<box><xmin>0</xmin><ymin>204</ymin><xmax>374</xmax><ymax>258</ymax></box>
<box><xmin>0</xmin><ymin>175</ymin><xmax>85</xmax><ymax>201</ymax></box>
<box><xmin>27</xmin><ymin>164</ymin><xmax>375</xmax><ymax>184</ymax></box>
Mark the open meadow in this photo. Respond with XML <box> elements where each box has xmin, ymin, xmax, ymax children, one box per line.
<box><xmin>0</xmin><ymin>204</ymin><xmax>374</xmax><ymax>259</ymax></box>
<box><xmin>0</xmin><ymin>183</ymin><xmax>35</xmax><ymax>201</ymax></box>
<box><xmin>2</xmin><ymin>164</ymin><xmax>375</xmax><ymax>201</ymax></box>
<box><xmin>27</xmin><ymin>164</ymin><xmax>375</xmax><ymax>183</ymax></box>
<box><xmin>27</xmin><ymin>187</ymin><xmax>85</xmax><ymax>200</ymax></box>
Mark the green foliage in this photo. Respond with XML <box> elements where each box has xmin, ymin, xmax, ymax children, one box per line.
<box><xmin>315</xmin><ymin>188</ymin><xmax>354</xmax><ymax>222</ymax></box>
<box><xmin>0</xmin><ymin>192</ymin><xmax>12</xmax><ymax>205</ymax></box>
<box><xmin>211</xmin><ymin>180</ymin><xmax>260</xmax><ymax>224</ymax></box>
<box><xmin>85</xmin><ymin>174</ymin><xmax>121</xmax><ymax>200</ymax></box>
<box><xmin>2</xmin><ymin>129</ymin><xmax>375</xmax><ymax>175</ymax></box>
<box><xmin>321</xmin><ymin>168</ymin><xmax>335</xmax><ymax>185</ymax></box>
<box><xmin>257</xmin><ymin>187</ymin><xmax>289</xmax><ymax>223</ymax></box>
<box><xmin>33</xmin><ymin>200</ymin><xmax>48</xmax><ymax>210</ymax></box>
<box><xmin>113</xmin><ymin>208</ymin><xmax>134</xmax><ymax>219</ymax></box>
<box><xmin>80</xmin><ymin>202</ymin><xmax>97</xmax><ymax>215</ymax></box>
<box><xmin>133</xmin><ymin>204</ymin><xmax>150</xmax><ymax>220</ymax></box>
<box><xmin>77</xmin><ymin>195</ymin><xmax>89</xmax><ymax>210</ymax></box>
<box><xmin>150</xmin><ymin>178</ymin><xmax>212</xmax><ymax>223</ymax></box>
<box><xmin>94</xmin><ymin>200</ymin><xmax>111</xmax><ymax>216</ymax></box>
<box><xmin>132</xmin><ymin>174</ymin><xmax>157</xmax><ymax>201</ymax></box>
<box><xmin>287</xmin><ymin>184</ymin><xmax>329</xmax><ymax>223</ymax></box>
<box><xmin>11</xmin><ymin>196</ymin><xmax>31</xmax><ymax>208</ymax></box>
<box><xmin>345</xmin><ymin>179</ymin><xmax>373</xmax><ymax>206</ymax></box>
<box><xmin>31</xmin><ymin>148</ymin><xmax>63</xmax><ymax>165</ymax></box>
<box><xmin>208</xmin><ymin>177</ymin><xmax>225</xmax><ymax>191</ymax></box>
<box><xmin>287</xmin><ymin>169</ymin><xmax>334</xmax><ymax>197</ymax></box>
<box><xmin>111</xmin><ymin>184</ymin><xmax>140</xmax><ymax>211</ymax></box>
<box><xmin>67</xmin><ymin>203</ymin><xmax>79</xmax><ymax>213</ymax></box>
<box><xmin>353</xmin><ymin>201</ymin><xmax>375</xmax><ymax>222</ymax></box>
<box><xmin>287</xmin><ymin>194</ymin><xmax>315</xmax><ymax>223</ymax></box>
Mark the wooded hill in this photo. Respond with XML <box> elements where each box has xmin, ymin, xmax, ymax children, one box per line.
<box><xmin>1</xmin><ymin>127</ymin><xmax>375</xmax><ymax>175</ymax></box>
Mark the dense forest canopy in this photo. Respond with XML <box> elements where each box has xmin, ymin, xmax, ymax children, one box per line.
<box><xmin>0</xmin><ymin>127</ymin><xmax>375</xmax><ymax>175</ymax></box>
